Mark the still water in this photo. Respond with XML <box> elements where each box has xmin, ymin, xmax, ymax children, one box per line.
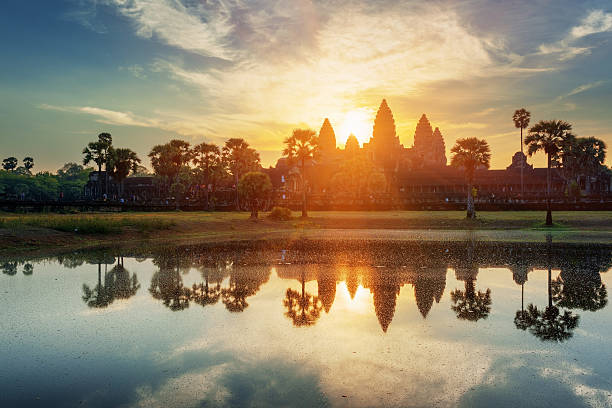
<box><xmin>1</xmin><ymin>238</ymin><xmax>612</xmax><ymax>408</ymax></box>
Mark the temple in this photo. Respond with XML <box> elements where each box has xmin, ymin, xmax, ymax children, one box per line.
<box><xmin>265</xmin><ymin>99</ymin><xmax>610</xmax><ymax>208</ymax></box>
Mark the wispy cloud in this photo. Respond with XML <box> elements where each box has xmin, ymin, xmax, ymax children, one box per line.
<box><xmin>556</xmin><ymin>80</ymin><xmax>606</xmax><ymax>100</ymax></box>
<box><xmin>539</xmin><ymin>9</ymin><xmax>612</xmax><ymax>61</ymax></box>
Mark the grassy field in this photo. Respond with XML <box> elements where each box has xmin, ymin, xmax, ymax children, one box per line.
<box><xmin>1</xmin><ymin>210</ymin><xmax>611</xmax><ymax>253</ymax></box>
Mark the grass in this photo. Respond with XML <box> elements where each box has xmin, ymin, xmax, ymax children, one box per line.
<box><xmin>1</xmin><ymin>210</ymin><xmax>610</xmax><ymax>254</ymax></box>
<box><xmin>0</xmin><ymin>214</ymin><xmax>175</xmax><ymax>234</ymax></box>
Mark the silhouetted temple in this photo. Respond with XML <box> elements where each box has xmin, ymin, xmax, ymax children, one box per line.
<box><xmin>266</xmin><ymin>99</ymin><xmax>610</xmax><ymax>208</ymax></box>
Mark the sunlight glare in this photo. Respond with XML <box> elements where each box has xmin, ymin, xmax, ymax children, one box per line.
<box><xmin>337</xmin><ymin>108</ymin><xmax>374</xmax><ymax>146</ymax></box>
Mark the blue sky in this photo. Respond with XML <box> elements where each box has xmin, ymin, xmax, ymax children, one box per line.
<box><xmin>1</xmin><ymin>0</ymin><xmax>611</xmax><ymax>170</ymax></box>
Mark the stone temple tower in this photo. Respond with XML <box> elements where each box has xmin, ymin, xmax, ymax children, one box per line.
<box><xmin>318</xmin><ymin>118</ymin><xmax>336</xmax><ymax>158</ymax></box>
<box><xmin>370</xmin><ymin>99</ymin><xmax>401</xmax><ymax>169</ymax></box>
<box><xmin>413</xmin><ymin>114</ymin><xmax>447</xmax><ymax>167</ymax></box>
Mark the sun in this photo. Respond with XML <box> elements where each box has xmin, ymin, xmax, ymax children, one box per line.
<box><xmin>337</xmin><ymin>108</ymin><xmax>374</xmax><ymax>146</ymax></box>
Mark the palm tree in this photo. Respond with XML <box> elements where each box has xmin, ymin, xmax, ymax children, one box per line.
<box><xmin>222</xmin><ymin>138</ymin><xmax>261</xmax><ymax>211</ymax></box>
<box><xmin>450</xmin><ymin>138</ymin><xmax>491</xmax><ymax>219</ymax></box>
<box><xmin>82</xmin><ymin>142</ymin><xmax>106</xmax><ymax>199</ymax></box>
<box><xmin>108</xmin><ymin>148</ymin><xmax>141</xmax><ymax>197</ymax></box>
<box><xmin>22</xmin><ymin>157</ymin><xmax>34</xmax><ymax>174</ymax></box>
<box><xmin>525</xmin><ymin>120</ymin><xmax>574</xmax><ymax>225</ymax></box>
<box><xmin>283</xmin><ymin>129</ymin><xmax>318</xmax><ymax>218</ymax></box>
<box><xmin>512</xmin><ymin>108</ymin><xmax>531</xmax><ymax>198</ymax></box>
<box><xmin>576</xmin><ymin>137</ymin><xmax>606</xmax><ymax>195</ymax></box>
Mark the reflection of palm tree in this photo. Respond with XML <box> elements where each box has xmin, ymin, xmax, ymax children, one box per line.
<box><xmin>450</xmin><ymin>280</ymin><xmax>492</xmax><ymax>322</ymax></box>
<box><xmin>1</xmin><ymin>262</ymin><xmax>18</xmax><ymax>276</ymax></box>
<box><xmin>191</xmin><ymin>272</ymin><xmax>221</xmax><ymax>308</ymax></box>
<box><xmin>82</xmin><ymin>263</ymin><xmax>115</xmax><ymax>308</ymax></box>
<box><xmin>149</xmin><ymin>260</ymin><xmax>191</xmax><ymax>311</ymax></box>
<box><xmin>514</xmin><ymin>235</ymin><xmax>580</xmax><ymax>342</ymax></box>
<box><xmin>514</xmin><ymin>304</ymin><xmax>579</xmax><ymax>342</ymax></box>
<box><xmin>221</xmin><ymin>267</ymin><xmax>270</xmax><ymax>313</ymax></box>
<box><xmin>283</xmin><ymin>269</ymin><xmax>323</xmax><ymax>327</ymax></box>
<box><xmin>108</xmin><ymin>258</ymin><xmax>140</xmax><ymax>299</ymax></box>
<box><xmin>451</xmin><ymin>237</ymin><xmax>492</xmax><ymax>321</ymax></box>
<box><xmin>22</xmin><ymin>263</ymin><xmax>34</xmax><ymax>276</ymax></box>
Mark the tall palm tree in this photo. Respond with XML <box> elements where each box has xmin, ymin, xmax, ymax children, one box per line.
<box><xmin>108</xmin><ymin>148</ymin><xmax>141</xmax><ymax>197</ymax></box>
<box><xmin>82</xmin><ymin>141</ymin><xmax>106</xmax><ymax>199</ymax></box>
<box><xmin>450</xmin><ymin>138</ymin><xmax>491</xmax><ymax>219</ymax></box>
<box><xmin>222</xmin><ymin>138</ymin><xmax>260</xmax><ymax>211</ymax></box>
<box><xmin>283</xmin><ymin>129</ymin><xmax>318</xmax><ymax>218</ymax></box>
<box><xmin>525</xmin><ymin>120</ymin><xmax>574</xmax><ymax>225</ymax></box>
<box><xmin>22</xmin><ymin>157</ymin><xmax>34</xmax><ymax>174</ymax></box>
<box><xmin>512</xmin><ymin>108</ymin><xmax>531</xmax><ymax>198</ymax></box>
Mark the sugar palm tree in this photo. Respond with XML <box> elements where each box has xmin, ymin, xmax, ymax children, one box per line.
<box><xmin>108</xmin><ymin>148</ymin><xmax>141</xmax><ymax>197</ymax></box>
<box><xmin>22</xmin><ymin>157</ymin><xmax>34</xmax><ymax>174</ymax></box>
<box><xmin>525</xmin><ymin>120</ymin><xmax>574</xmax><ymax>225</ymax></box>
<box><xmin>192</xmin><ymin>142</ymin><xmax>223</xmax><ymax>207</ymax></box>
<box><xmin>450</xmin><ymin>138</ymin><xmax>491</xmax><ymax>219</ymax></box>
<box><xmin>82</xmin><ymin>142</ymin><xmax>106</xmax><ymax>199</ymax></box>
<box><xmin>512</xmin><ymin>108</ymin><xmax>531</xmax><ymax>197</ymax></box>
<box><xmin>283</xmin><ymin>129</ymin><xmax>318</xmax><ymax>218</ymax></box>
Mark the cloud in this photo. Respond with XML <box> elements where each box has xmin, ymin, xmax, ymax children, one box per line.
<box><xmin>554</xmin><ymin>80</ymin><xmax>606</xmax><ymax>102</ymax></box>
<box><xmin>108</xmin><ymin>0</ymin><xmax>237</xmax><ymax>60</ymax></box>
<box><xmin>539</xmin><ymin>9</ymin><xmax>612</xmax><ymax>61</ymax></box>
<box><xmin>119</xmin><ymin>64</ymin><xmax>147</xmax><ymax>79</ymax></box>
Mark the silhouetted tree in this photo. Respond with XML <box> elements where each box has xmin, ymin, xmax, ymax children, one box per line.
<box><xmin>551</xmin><ymin>273</ymin><xmax>607</xmax><ymax>312</ymax></box>
<box><xmin>2</xmin><ymin>157</ymin><xmax>18</xmax><ymax>172</ymax></box>
<box><xmin>149</xmin><ymin>263</ymin><xmax>191</xmax><ymax>311</ymax></box>
<box><xmin>512</xmin><ymin>108</ymin><xmax>531</xmax><ymax>197</ymax></box>
<box><xmin>283</xmin><ymin>129</ymin><xmax>318</xmax><ymax>218</ymax></box>
<box><xmin>238</xmin><ymin>171</ymin><xmax>272</xmax><ymax>219</ymax></box>
<box><xmin>192</xmin><ymin>142</ymin><xmax>224</xmax><ymax>207</ymax></box>
<box><xmin>22</xmin><ymin>157</ymin><xmax>34</xmax><ymax>174</ymax></box>
<box><xmin>221</xmin><ymin>267</ymin><xmax>270</xmax><ymax>313</ymax></box>
<box><xmin>108</xmin><ymin>148</ymin><xmax>141</xmax><ymax>197</ymax></box>
<box><xmin>525</xmin><ymin>120</ymin><xmax>574</xmax><ymax>225</ymax></box>
<box><xmin>450</xmin><ymin>138</ymin><xmax>491</xmax><ymax>219</ymax></box>
<box><xmin>83</xmin><ymin>139</ymin><xmax>109</xmax><ymax>199</ymax></box>
<box><xmin>149</xmin><ymin>139</ymin><xmax>193</xmax><ymax>195</ymax></box>
<box><xmin>222</xmin><ymin>138</ymin><xmax>260</xmax><ymax>210</ymax></box>
<box><xmin>108</xmin><ymin>259</ymin><xmax>140</xmax><ymax>300</ymax></box>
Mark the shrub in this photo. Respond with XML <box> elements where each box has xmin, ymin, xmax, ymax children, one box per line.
<box><xmin>268</xmin><ymin>206</ymin><xmax>292</xmax><ymax>221</ymax></box>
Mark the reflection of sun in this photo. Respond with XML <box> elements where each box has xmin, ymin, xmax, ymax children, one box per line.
<box><xmin>337</xmin><ymin>109</ymin><xmax>373</xmax><ymax>146</ymax></box>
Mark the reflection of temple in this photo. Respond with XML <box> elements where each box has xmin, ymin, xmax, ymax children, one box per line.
<box><xmin>265</xmin><ymin>99</ymin><xmax>610</xmax><ymax>204</ymax></box>
<box><xmin>276</xmin><ymin>263</ymin><xmax>447</xmax><ymax>332</ymax></box>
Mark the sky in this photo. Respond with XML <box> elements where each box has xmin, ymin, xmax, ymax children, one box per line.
<box><xmin>1</xmin><ymin>0</ymin><xmax>612</xmax><ymax>171</ymax></box>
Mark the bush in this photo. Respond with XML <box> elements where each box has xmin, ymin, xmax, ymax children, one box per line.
<box><xmin>268</xmin><ymin>206</ymin><xmax>292</xmax><ymax>221</ymax></box>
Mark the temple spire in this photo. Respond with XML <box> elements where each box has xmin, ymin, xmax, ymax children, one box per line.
<box><xmin>318</xmin><ymin>118</ymin><xmax>336</xmax><ymax>153</ymax></box>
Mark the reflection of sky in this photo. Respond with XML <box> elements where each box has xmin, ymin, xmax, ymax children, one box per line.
<box><xmin>1</xmin><ymin>259</ymin><xmax>611</xmax><ymax>407</ymax></box>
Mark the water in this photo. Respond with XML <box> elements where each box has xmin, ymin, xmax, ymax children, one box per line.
<box><xmin>1</xmin><ymin>239</ymin><xmax>611</xmax><ymax>407</ymax></box>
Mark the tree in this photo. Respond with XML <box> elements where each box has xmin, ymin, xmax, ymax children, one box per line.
<box><xmin>82</xmin><ymin>141</ymin><xmax>106</xmax><ymax>199</ymax></box>
<box><xmin>149</xmin><ymin>140</ymin><xmax>192</xmax><ymax>189</ymax></box>
<box><xmin>2</xmin><ymin>157</ymin><xmax>18</xmax><ymax>172</ymax></box>
<box><xmin>22</xmin><ymin>157</ymin><xmax>34</xmax><ymax>174</ymax></box>
<box><xmin>525</xmin><ymin>120</ymin><xmax>574</xmax><ymax>225</ymax></box>
<box><xmin>108</xmin><ymin>148</ymin><xmax>141</xmax><ymax>197</ymax></box>
<box><xmin>192</xmin><ymin>142</ymin><xmax>223</xmax><ymax>207</ymax></box>
<box><xmin>450</xmin><ymin>138</ymin><xmax>491</xmax><ymax>219</ymax></box>
<box><xmin>222</xmin><ymin>138</ymin><xmax>260</xmax><ymax>210</ymax></box>
<box><xmin>283</xmin><ymin>129</ymin><xmax>318</xmax><ymax>218</ymax></box>
<box><xmin>283</xmin><ymin>269</ymin><xmax>323</xmax><ymax>327</ymax></box>
<box><xmin>238</xmin><ymin>172</ymin><xmax>272</xmax><ymax>219</ymax></box>
<box><xmin>512</xmin><ymin>108</ymin><xmax>531</xmax><ymax>197</ymax></box>
<box><xmin>575</xmin><ymin>137</ymin><xmax>606</xmax><ymax>194</ymax></box>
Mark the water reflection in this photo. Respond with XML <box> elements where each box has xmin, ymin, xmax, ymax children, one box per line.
<box><xmin>82</xmin><ymin>256</ymin><xmax>140</xmax><ymax>309</ymax></box>
<box><xmin>2</xmin><ymin>238</ymin><xmax>611</xmax><ymax>338</ymax></box>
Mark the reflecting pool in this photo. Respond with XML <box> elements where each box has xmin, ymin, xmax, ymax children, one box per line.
<box><xmin>1</xmin><ymin>238</ymin><xmax>612</xmax><ymax>407</ymax></box>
